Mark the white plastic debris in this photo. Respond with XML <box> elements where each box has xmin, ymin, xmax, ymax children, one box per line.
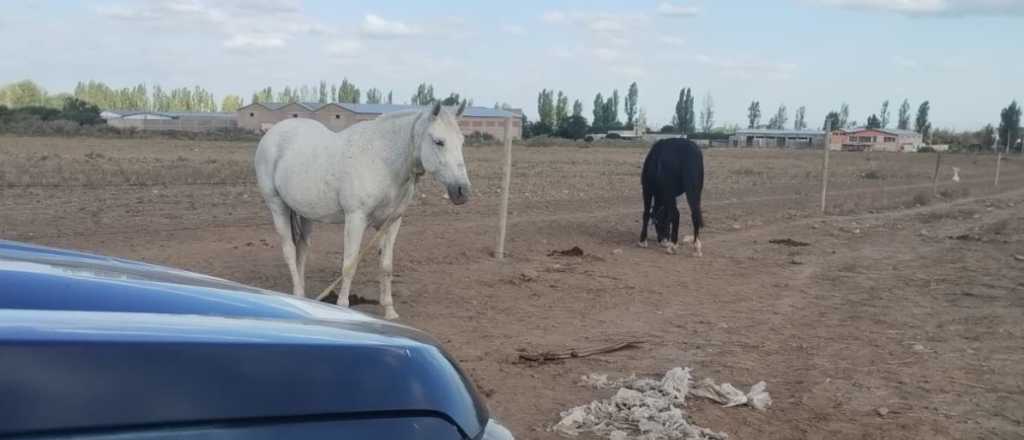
<box><xmin>690</xmin><ymin>379</ymin><xmax>772</xmax><ymax>411</ymax></box>
<box><xmin>555</xmin><ymin>367</ymin><xmax>772</xmax><ymax>439</ymax></box>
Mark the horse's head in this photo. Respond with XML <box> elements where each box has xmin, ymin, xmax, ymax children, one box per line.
<box><xmin>420</xmin><ymin>101</ymin><xmax>471</xmax><ymax>205</ymax></box>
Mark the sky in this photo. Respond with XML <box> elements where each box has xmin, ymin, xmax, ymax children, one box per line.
<box><xmin>1</xmin><ymin>0</ymin><xmax>1022</xmax><ymax>130</ymax></box>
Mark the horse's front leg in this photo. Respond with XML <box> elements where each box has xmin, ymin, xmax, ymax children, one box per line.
<box><xmin>378</xmin><ymin>217</ymin><xmax>403</xmax><ymax>320</ymax></box>
<box><xmin>337</xmin><ymin>213</ymin><xmax>368</xmax><ymax>307</ymax></box>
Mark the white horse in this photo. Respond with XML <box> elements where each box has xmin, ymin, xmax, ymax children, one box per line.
<box><xmin>255</xmin><ymin>102</ymin><xmax>471</xmax><ymax>319</ymax></box>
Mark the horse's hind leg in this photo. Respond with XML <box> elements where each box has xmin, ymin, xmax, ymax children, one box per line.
<box><xmin>336</xmin><ymin>213</ymin><xmax>368</xmax><ymax>308</ymax></box>
<box><xmin>378</xmin><ymin>217</ymin><xmax>403</xmax><ymax>320</ymax></box>
<box><xmin>267</xmin><ymin>201</ymin><xmax>304</xmax><ymax>296</ymax></box>
<box><xmin>294</xmin><ymin>215</ymin><xmax>314</xmax><ymax>290</ymax></box>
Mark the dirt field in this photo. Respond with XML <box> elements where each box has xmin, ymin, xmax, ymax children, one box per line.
<box><xmin>2</xmin><ymin>135</ymin><xmax>1023</xmax><ymax>439</ymax></box>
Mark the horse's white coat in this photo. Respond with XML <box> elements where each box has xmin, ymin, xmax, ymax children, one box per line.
<box><xmin>255</xmin><ymin>103</ymin><xmax>470</xmax><ymax>319</ymax></box>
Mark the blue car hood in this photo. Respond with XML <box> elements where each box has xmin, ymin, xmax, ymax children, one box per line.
<box><xmin>0</xmin><ymin>240</ymin><xmax>488</xmax><ymax>438</ymax></box>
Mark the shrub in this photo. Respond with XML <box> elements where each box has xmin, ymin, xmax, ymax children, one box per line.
<box><xmin>917</xmin><ymin>146</ymin><xmax>936</xmax><ymax>153</ymax></box>
<box><xmin>605</xmin><ymin>132</ymin><xmax>622</xmax><ymax>140</ymax></box>
<box><xmin>584</xmin><ymin>135</ymin><xmax>594</xmax><ymax>143</ymax></box>
<box><xmin>910</xmin><ymin>192</ymin><xmax>931</xmax><ymax>207</ymax></box>
<box><xmin>465</xmin><ymin>131</ymin><xmax>499</xmax><ymax>146</ymax></box>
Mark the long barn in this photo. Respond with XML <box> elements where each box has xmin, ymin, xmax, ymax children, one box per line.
<box><xmin>237</xmin><ymin>102</ymin><xmax>522</xmax><ymax>139</ymax></box>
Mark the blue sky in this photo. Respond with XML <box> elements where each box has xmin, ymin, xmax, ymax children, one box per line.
<box><xmin>1</xmin><ymin>0</ymin><xmax>1021</xmax><ymax>130</ymax></box>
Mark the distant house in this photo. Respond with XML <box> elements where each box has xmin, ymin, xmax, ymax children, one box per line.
<box><xmin>236</xmin><ymin>102</ymin><xmax>523</xmax><ymax>140</ymax></box>
<box><xmin>829</xmin><ymin>128</ymin><xmax>924</xmax><ymax>152</ymax></box>
<box><xmin>729</xmin><ymin>129</ymin><xmax>827</xmax><ymax>148</ymax></box>
<box><xmin>101</xmin><ymin>110</ymin><xmax>237</xmax><ymax>132</ymax></box>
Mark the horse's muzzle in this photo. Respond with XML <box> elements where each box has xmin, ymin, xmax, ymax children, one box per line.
<box><xmin>447</xmin><ymin>184</ymin><xmax>470</xmax><ymax>205</ymax></box>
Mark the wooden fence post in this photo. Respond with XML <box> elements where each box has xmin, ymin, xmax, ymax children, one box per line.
<box><xmin>495</xmin><ymin>117</ymin><xmax>514</xmax><ymax>260</ymax></box>
<box><xmin>820</xmin><ymin>121</ymin><xmax>832</xmax><ymax>214</ymax></box>
<box><xmin>931</xmin><ymin>151</ymin><xmax>942</xmax><ymax>196</ymax></box>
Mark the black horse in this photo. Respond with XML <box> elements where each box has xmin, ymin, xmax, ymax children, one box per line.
<box><xmin>640</xmin><ymin>138</ymin><xmax>704</xmax><ymax>255</ymax></box>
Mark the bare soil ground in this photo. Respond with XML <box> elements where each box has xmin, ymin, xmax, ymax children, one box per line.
<box><xmin>2</xmin><ymin>135</ymin><xmax>1023</xmax><ymax>439</ymax></box>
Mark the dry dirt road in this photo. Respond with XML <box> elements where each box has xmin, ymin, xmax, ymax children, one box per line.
<box><xmin>2</xmin><ymin>136</ymin><xmax>1023</xmax><ymax>439</ymax></box>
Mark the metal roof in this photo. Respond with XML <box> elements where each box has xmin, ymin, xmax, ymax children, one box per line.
<box><xmin>244</xmin><ymin>102</ymin><xmax>518</xmax><ymax>118</ymax></box>
<box><xmin>103</xmin><ymin>110</ymin><xmax>236</xmax><ymax>119</ymax></box>
<box><xmin>842</xmin><ymin>127</ymin><xmax>920</xmax><ymax>136</ymax></box>
<box><xmin>733</xmin><ymin>129</ymin><xmax>826</xmax><ymax>136</ymax></box>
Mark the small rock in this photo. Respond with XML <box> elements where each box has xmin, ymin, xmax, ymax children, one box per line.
<box><xmin>518</xmin><ymin>269</ymin><xmax>539</xmax><ymax>282</ymax></box>
<box><xmin>1014</xmin><ymin>254</ymin><xmax>1024</xmax><ymax>262</ymax></box>
<box><xmin>912</xmin><ymin>343</ymin><xmax>927</xmax><ymax>352</ymax></box>
<box><xmin>852</xmin><ymin>228</ymin><xmax>861</xmax><ymax>235</ymax></box>
<box><xmin>612</xmin><ymin>248</ymin><xmax>623</xmax><ymax>255</ymax></box>
<box><xmin>811</xmin><ymin>224</ymin><xmax>820</xmax><ymax>230</ymax></box>
<box><xmin>731</xmin><ymin>224</ymin><xmax>742</xmax><ymax>230</ymax></box>
<box><xmin>876</xmin><ymin>407</ymin><xmax>889</xmax><ymax>417</ymax></box>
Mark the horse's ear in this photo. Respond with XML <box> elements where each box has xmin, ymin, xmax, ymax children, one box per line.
<box><xmin>431</xmin><ymin>101</ymin><xmax>442</xmax><ymax>118</ymax></box>
<box><xmin>456</xmin><ymin>100</ymin><xmax>467</xmax><ymax>118</ymax></box>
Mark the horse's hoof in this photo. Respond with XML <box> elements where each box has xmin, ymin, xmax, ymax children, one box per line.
<box><xmin>638</xmin><ymin>241</ymin><xmax>648</xmax><ymax>248</ymax></box>
<box><xmin>666</xmin><ymin>244</ymin><xmax>678</xmax><ymax>255</ymax></box>
<box><xmin>384</xmin><ymin>309</ymin><xmax>400</xmax><ymax>320</ymax></box>
<box><xmin>659</xmin><ymin>240</ymin><xmax>671</xmax><ymax>248</ymax></box>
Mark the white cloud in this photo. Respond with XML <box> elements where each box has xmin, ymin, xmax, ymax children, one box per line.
<box><xmin>541</xmin><ymin>10</ymin><xmax>567</xmax><ymax>23</ymax></box>
<box><xmin>657</xmin><ymin>2</ymin><xmax>700</xmax><ymax>17</ymax></box>
<box><xmin>592</xmin><ymin>47</ymin><xmax>620</xmax><ymax>61</ymax></box>
<box><xmin>547</xmin><ymin>46</ymin><xmax>573</xmax><ymax>58</ymax></box>
<box><xmin>223</xmin><ymin>34</ymin><xmax>285</xmax><ymax>50</ymax></box>
<box><xmin>695</xmin><ymin>54</ymin><xmax>798</xmax><ymax>80</ymax></box>
<box><xmin>360</xmin><ymin>14</ymin><xmax>420</xmax><ymax>39</ymax></box>
<box><xmin>892</xmin><ymin>55</ymin><xmax>920</xmax><ymax>69</ymax></box>
<box><xmin>327</xmin><ymin>39</ymin><xmax>364</xmax><ymax>57</ymax></box>
<box><xmin>94</xmin><ymin>0</ymin><xmax>326</xmax><ymax>49</ymax></box>
<box><xmin>587</xmin><ymin>18</ymin><xmax>625</xmax><ymax>33</ymax></box>
<box><xmin>812</xmin><ymin>0</ymin><xmax>1024</xmax><ymax>16</ymax></box>
<box><xmin>659</xmin><ymin>36</ymin><xmax>687</xmax><ymax>47</ymax></box>
<box><xmin>611</xmin><ymin>65</ymin><xmax>647</xmax><ymax>77</ymax></box>
<box><xmin>501</xmin><ymin>24</ymin><xmax>526</xmax><ymax>35</ymax></box>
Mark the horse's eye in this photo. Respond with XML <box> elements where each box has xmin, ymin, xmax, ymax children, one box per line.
<box><xmin>433</xmin><ymin>139</ymin><xmax>445</xmax><ymax>147</ymax></box>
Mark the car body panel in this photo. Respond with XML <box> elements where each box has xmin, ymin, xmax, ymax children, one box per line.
<box><xmin>0</xmin><ymin>240</ymin><xmax>489</xmax><ymax>438</ymax></box>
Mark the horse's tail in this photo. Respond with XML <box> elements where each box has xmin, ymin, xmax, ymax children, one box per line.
<box><xmin>289</xmin><ymin>209</ymin><xmax>306</xmax><ymax>246</ymax></box>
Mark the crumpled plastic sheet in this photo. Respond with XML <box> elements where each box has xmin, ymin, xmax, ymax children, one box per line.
<box><xmin>690</xmin><ymin>379</ymin><xmax>772</xmax><ymax>411</ymax></box>
<box><xmin>553</xmin><ymin>367</ymin><xmax>771</xmax><ymax>440</ymax></box>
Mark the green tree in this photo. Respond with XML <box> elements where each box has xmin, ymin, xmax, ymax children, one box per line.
<box><xmin>532</xmin><ymin>89</ymin><xmax>556</xmax><ymax>135</ymax></box>
<box><xmin>879</xmin><ymin>100</ymin><xmax>890</xmax><ymax>128</ymax></box>
<box><xmin>676</xmin><ymin>88</ymin><xmax>694</xmax><ymax>134</ymax></box>
<box><xmin>561</xmin><ymin>114</ymin><xmax>589</xmax><ymax>140</ymax></box>
<box><xmin>866</xmin><ymin>114</ymin><xmax>881</xmax><ymax>129</ymax></box>
<box><xmin>60</xmin><ymin>97</ymin><xmax>103</xmax><ymax>125</ymax></box>
<box><xmin>746</xmin><ymin>100</ymin><xmax>760</xmax><ymax>129</ymax></box>
<box><xmin>767</xmin><ymin>104</ymin><xmax>787</xmax><ymax>129</ymax></box>
<box><xmin>318</xmin><ymin>81</ymin><xmax>328</xmax><ymax>103</ymax></box>
<box><xmin>366</xmin><ymin>88</ymin><xmax>383</xmax><ymax>104</ymax></box>
<box><xmin>839</xmin><ymin>103</ymin><xmax>850</xmax><ymax>128</ymax></box>
<box><xmin>999</xmin><ymin>101</ymin><xmax>1021</xmax><ymax>152</ymax></box>
<box><xmin>554</xmin><ymin>91</ymin><xmax>569</xmax><ymax>129</ymax></box>
<box><xmin>699</xmin><ymin>92</ymin><xmax>714</xmax><ymax>135</ymax></box>
<box><xmin>592</xmin><ymin>93</ymin><xmax>605</xmax><ymax>132</ymax></box>
<box><xmin>387</xmin><ymin>91</ymin><xmax>393</xmax><ymax>104</ymax></box>
<box><xmin>624</xmin><ymin>82</ymin><xmax>639</xmax><ymax>128</ymax></box>
<box><xmin>410</xmin><ymin>83</ymin><xmax>435</xmax><ymax>105</ymax></box>
<box><xmin>794</xmin><ymin>106</ymin><xmax>806</xmax><ymax>130</ymax></box>
<box><xmin>897</xmin><ymin>99</ymin><xmax>911</xmax><ymax>130</ymax></box>
<box><xmin>0</xmin><ymin>80</ymin><xmax>47</xmax><ymax>107</ymax></box>
<box><xmin>441</xmin><ymin>93</ymin><xmax>461</xmax><ymax>106</ymax></box>
<box><xmin>572</xmin><ymin>99</ymin><xmax>583</xmax><ymax>117</ymax></box>
<box><xmin>338</xmin><ymin>79</ymin><xmax>360</xmax><ymax>103</ymax></box>
<box><xmin>220</xmin><ymin>95</ymin><xmax>243</xmax><ymax>112</ymax></box>
<box><xmin>823</xmin><ymin>111</ymin><xmax>840</xmax><ymax>131</ymax></box>
<box><xmin>914</xmin><ymin>101</ymin><xmax>931</xmax><ymax>139</ymax></box>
